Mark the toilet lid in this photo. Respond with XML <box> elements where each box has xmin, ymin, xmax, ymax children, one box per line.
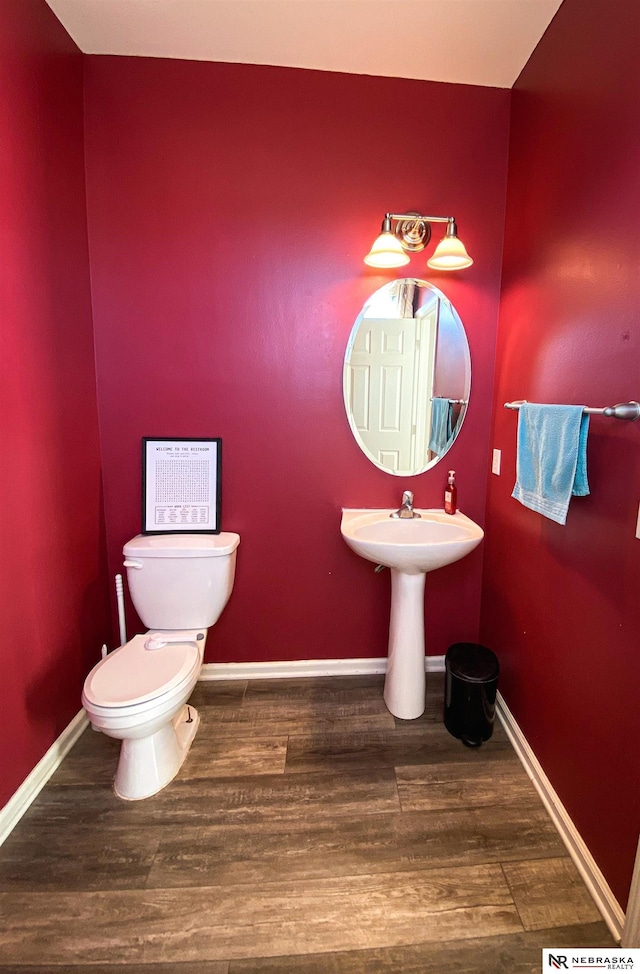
<box><xmin>83</xmin><ymin>634</ymin><xmax>201</xmax><ymax>708</ymax></box>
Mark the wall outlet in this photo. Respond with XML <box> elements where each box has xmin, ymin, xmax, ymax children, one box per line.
<box><xmin>636</xmin><ymin>502</ymin><xmax>640</xmax><ymax>539</ymax></box>
<box><xmin>492</xmin><ymin>449</ymin><xmax>501</xmax><ymax>475</ymax></box>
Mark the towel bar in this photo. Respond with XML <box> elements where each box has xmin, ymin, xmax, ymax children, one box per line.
<box><xmin>504</xmin><ymin>400</ymin><xmax>640</xmax><ymax>421</ymax></box>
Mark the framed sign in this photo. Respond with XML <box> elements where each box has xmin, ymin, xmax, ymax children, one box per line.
<box><xmin>142</xmin><ymin>438</ymin><xmax>221</xmax><ymax>534</ymax></box>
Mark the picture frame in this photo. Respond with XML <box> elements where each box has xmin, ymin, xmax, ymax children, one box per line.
<box><xmin>142</xmin><ymin>437</ymin><xmax>222</xmax><ymax>534</ymax></box>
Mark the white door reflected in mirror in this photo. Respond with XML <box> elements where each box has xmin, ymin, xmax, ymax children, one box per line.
<box><xmin>343</xmin><ymin>280</ymin><xmax>470</xmax><ymax>476</ymax></box>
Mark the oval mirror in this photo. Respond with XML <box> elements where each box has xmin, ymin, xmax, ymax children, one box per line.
<box><xmin>343</xmin><ymin>279</ymin><xmax>471</xmax><ymax>476</ymax></box>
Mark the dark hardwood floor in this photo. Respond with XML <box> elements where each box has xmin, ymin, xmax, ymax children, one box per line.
<box><xmin>0</xmin><ymin>673</ymin><xmax>615</xmax><ymax>971</ymax></box>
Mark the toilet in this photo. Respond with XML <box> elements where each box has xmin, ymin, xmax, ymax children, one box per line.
<box><xmin>82</xmin><ymin>532</ymin><xmax>240</xmax><ymax>801</ymax></box>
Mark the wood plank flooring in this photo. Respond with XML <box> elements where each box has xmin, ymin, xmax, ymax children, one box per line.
<box><xmin>0</xmin><ymin>673</ymin><xmax>614</xmax><ymax>971</ymax></box>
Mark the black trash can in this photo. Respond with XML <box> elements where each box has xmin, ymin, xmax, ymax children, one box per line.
<box><xmin>444</xmin><ymin>643</ymin><xmax>499</xmax><ymax>746</ymax></box>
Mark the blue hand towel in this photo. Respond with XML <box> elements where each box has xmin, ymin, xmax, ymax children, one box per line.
<box><xmin>511</xmin><ymin>403</ymin><xmax>590</xmax><ymax>525</ymax></box>
<box><xmin>429</xmin><ymin>397</ymin><xmax>452</xmax><ymax>455</ymax></box>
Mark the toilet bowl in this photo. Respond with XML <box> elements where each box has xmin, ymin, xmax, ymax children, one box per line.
<box><xmin>82</xmin><ymin>532</ymin><xmax>240</xmax><ymax>801</ymax></box>
<box><xmin>82</xmin><ymin>630</ymin><xmax>205</xmax><ymax>799</ymax></box>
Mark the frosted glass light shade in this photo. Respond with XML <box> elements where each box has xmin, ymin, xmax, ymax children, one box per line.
<box><xmin>427</xmin><ymin>234</ymin><xmax>473</xmax><ymax>270</ymax></box>
<box><xmin>364</xmin><ymin>232</ymin><xmax>410</xmax><ymax>268</ymax></box>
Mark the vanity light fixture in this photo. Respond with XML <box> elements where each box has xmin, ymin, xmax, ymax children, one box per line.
<box><xmin>364</xmin><ymin>212</ymin><xmax>473</xmax><ymax>271</ymax></box>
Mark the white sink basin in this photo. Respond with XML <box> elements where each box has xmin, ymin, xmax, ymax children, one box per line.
<box><xmin>341</xmin><ymin>508</ymin><xmax>484</xmax><ymax>575</ymax></box>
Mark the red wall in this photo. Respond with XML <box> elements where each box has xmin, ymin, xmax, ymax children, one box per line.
<box><xmin>84</xmin><ymin>58</ymin><xmax>510</xmax><ymax>665</ymax></box>
<box><xmin>0</xmin><ymin>2</ymin><xmax>111</xmax><ymax>807</ymax></box>
<box><xmin>481</xmin><ymin>0</ymin><xmax>640</xmax><ymax>907</ymax></box>
<box><xmin>5</xmin><ymin>0</ymin><xmax>636</xmax><ymax>919</ymax></box>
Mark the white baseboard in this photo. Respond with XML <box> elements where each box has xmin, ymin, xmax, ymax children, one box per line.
<box><xmin>199</xmin><ymin>655</ymin><xmax>446</xmax><ymax>681</ymax></box>
<box><xmin>496</xmin><ymin>691</ymin><xmax>624</xmax><ymax>943</ymax></box>
<box><xmin>0</xmin><ymin>709</ymin><xmax>89</xmax><ymax>848</ymax></box>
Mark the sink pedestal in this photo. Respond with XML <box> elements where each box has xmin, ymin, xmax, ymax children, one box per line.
<box><xmin>384</xmin><ymin>569</ymin><xmax>427</xmax><ymax>719</ymax></box>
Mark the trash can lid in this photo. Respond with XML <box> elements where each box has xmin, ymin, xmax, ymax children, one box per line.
<box><xmin>446</xmin><ymin>642</ymin><xmax>499</xmax><ymax>682</ymax></box>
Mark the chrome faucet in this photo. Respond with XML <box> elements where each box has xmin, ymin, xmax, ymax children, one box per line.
<box><xmin>390</xmin><ymin>490</ymin><xmax>421</xmax><ymax>519</ymax></box>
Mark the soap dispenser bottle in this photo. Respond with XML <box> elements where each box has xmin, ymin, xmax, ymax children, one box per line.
<box><xmin>444</xmin><ymin>470</ymin><xmax>457</xmax><ymax>515</ymax></box>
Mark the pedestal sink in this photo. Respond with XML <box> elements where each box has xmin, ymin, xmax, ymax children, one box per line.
<box><xmin>340</xmin><ymin>508</ymin><xmax>484</xmax><ymax>719</ymax></box>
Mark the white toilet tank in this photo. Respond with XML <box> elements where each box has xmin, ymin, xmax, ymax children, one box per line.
<box><xmin>123</xmin><ymin>533</ymin><xmax>240</xmax><ymax>630</ymax></box>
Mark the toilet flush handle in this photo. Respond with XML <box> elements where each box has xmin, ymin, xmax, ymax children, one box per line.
<box><xmin>123</xmin><ymin>560</ymin><xmax>143</xmax><ymax>569</ymax></box>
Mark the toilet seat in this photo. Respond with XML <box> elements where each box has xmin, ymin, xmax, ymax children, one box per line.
<box><xmin>83</xmin><ymin>632</ymin><xmax>201</xmax><ymax>711</ymax></box>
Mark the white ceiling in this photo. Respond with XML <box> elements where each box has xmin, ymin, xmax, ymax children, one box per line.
<box><xmin>45</xmin><ymin>0</ymin><xmax>564</xmax><ymax>89</ymax></box>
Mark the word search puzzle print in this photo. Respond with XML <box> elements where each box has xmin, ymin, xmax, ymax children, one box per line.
<box><xmin>142</xmin><ymin>438</ymin><xmax>222</xmax><ymax>534</ymax></box>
